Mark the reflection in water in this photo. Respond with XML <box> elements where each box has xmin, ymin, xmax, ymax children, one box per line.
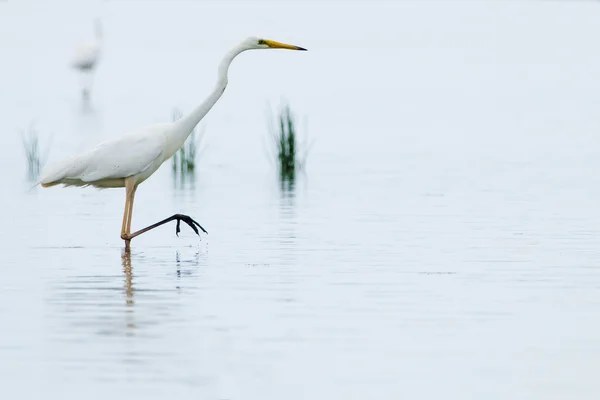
<box><xmin>121</xmin><ymin>249</ymin><xmax>134</xmax><ymax>307</ymax></box>
<box><xmin>80</xmin><ymin>94</ymin><xmax>94</xmax><ymax>115</ymax></box>
<box><xmin>42</xmin><ymin>247</ymin><xmax>207</xmax><ymax>384</ymax></box>
<box><xmin>77</xmin><ymin>71</ymin><xmax>98</xmax><ymax>107</ymax></box>
<box><xmin>278</xmin><ymin>175</ymin><xmax>297</xmax><ymax>265</ymax></box>
<box><xmin>174</xmin><ymin>250</ymin><xmax>203</xmax><ymax>289</ymax></box>
<box><xmin>120</xmin><ymin>250</ymin><xmax>137</xmax><ymax>336</ymax></box>
<box><xmin>47</xmin><ymin>248</ymin><xmax>205</xmax><ymax>342</ymax></box>
<box><xmin>45</xmin><ymin>248</ymin><xmax>202</xmax><ymax>381</ymax></box>
<box><xmin>73</xmin><ymin>96</ymin><xmax>104</xmax><ymax>144</ymax></box>
<box><xmin>171</xmin><ymin>168</ymin><xmax>197</xmax><ymax>191</ymax></box>
<box><xmin>279</xmin><ymin>176</ymin><xmax>296</xmax><ymax>210</ymax></box>
<box><xmin>279</xmin><ymin>173</ymin><xmax>295</xmax><ymax>195</ymax></box>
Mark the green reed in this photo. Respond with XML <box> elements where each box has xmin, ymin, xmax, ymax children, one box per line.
<box><xmin>171</xmin><ymin>108</ymin><xmax>205</xmax><ymax>175</ymax></box>
<box><xmin>268</xmin><ymin>101</ymin><xmax>312</xmax><ymax>182</ymax></box>
<box><xmin>21</xmin><ymin>123</ymin><xmax>50</xmax><ymax>181</ymax></box>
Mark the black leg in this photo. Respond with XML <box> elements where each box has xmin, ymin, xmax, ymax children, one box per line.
<box><xmin>127</xmin><ymin>213</ymin><xmax>208</xmax><ymax>241</ymax></box>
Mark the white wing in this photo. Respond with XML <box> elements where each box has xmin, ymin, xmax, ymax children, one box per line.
<box><xmin>40</xmin><ymin>126</ymin><xmax>167</xmax><ymax>186</ymax></box>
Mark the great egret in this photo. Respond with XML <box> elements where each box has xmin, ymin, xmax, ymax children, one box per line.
<box><xmin>39</xmin><ymin>36</ymin><xmax>306</xmax><ymax>250</ymax></box>
<box><xmin>71</xmin><ymin>18</ymin><xmax>103</xmax><ymax>98</ymax></box>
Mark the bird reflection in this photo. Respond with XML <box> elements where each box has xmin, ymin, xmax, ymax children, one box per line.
<box><xmin>80</xmin><ymin>94</ymin><xmax>95</xmax><ymax>114</ymax></box>
<box><xmin>120</xmin><ymin>248</ymin><xmax>203</xmax><ymax>303</ymax></box>
<box><xmin>120</xmin><ymin>249</ymin><xmax>136</xmax><ymax>337</ymax></box>
<box><xmin>121</xmin><ymin>249</ymin><xmax>134</xmax><ymax>307</ymax></box>
<box><xmin>46</xmin><ymin>248</ymin><xmax>207</xmax><ymax>349</ymax></box>
<box><xmin>175</xmin><ymin>249</ymin><xmax>204</xmax><ymax>279</ymax></box>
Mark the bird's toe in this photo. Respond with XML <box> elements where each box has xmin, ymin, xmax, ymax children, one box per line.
<box><xmin>175</xmin><ymin>219</ymin><xmax>182</xmax><ymax>236</ymax></box>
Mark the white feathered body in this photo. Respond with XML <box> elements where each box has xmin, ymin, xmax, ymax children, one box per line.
<box><xmin>71</xmin><ymin>40</ymin><xmax>101</xmax><ymax>71</ymax></box>
<box><xmin>39</xmin><ymin>123</ymin><xmax>180</xmax><ymax>189</ymax></box>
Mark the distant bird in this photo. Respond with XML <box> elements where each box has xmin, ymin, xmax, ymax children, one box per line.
<box><xmin>71</xmin><ymin>18</ymin><xmax>102</xmax><ymax>98</ymax></box>
<box><xmin>39</xmin><ymin>37</ymin><xmax>307</xmax><ymax>250</ymax></box>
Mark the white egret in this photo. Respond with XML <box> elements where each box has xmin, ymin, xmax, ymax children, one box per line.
<box><xmin>71</xmin><ymin>18</ymin><xmax>103</xmax><ymax>98</ymax></box>
<box><xmin>39</xmin><ymin>36</ymin><xmax>306</xmax><ymax>250</ymax></box>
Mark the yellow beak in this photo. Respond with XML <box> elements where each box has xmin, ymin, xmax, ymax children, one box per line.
<box><xmin>264</xmin><ymin>39</ymin><xmax>307</xmax><ymax>51</ymax></box>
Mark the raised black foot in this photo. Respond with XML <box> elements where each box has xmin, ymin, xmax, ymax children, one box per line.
<box><xmin>173</xmin><ymin>214</ymin><xmax>208</xmax><ymax>237</ymax></box>
<box><xmin>126</xmin><ymin>213</ymin><xmax>208</xmax><ymax>243</ymax></box>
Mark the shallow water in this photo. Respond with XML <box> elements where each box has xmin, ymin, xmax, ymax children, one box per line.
<box><xmin>2</xmin><ymin>0</ymin><xmax>600</xmax><ymax>399</ymax></box>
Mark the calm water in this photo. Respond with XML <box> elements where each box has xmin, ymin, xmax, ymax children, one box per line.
<box><xmin>2</xmin><ymin>1</ymin><xmax>600</xmax><ymax>399</ymax></box>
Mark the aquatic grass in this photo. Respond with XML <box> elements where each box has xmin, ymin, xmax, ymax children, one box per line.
<box><xmin>20</xmin><ymin>123</ymin><xmax>51</xmax><ymax>181</ymax></box>
<box><xmin>170</xmin><ymin>108</ymin><xmax>206</xmax><ymax>175</ymax></box>
<box><xmin>267</xmin><ymin>101</ymin><xmax>312</xmax><ymax>182</ymax></box>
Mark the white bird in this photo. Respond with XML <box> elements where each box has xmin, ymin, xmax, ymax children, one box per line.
<box><xmin>39</xmin><ymin>36</ymin><xmax>307</xmax><ymax>250</ymax></box>
<box><xmin>71</xmin><ymin>18</ymin><xmax>103</xmax><ymax>98</ymax></box>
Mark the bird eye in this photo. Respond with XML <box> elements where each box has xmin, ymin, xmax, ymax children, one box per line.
<box><xmin>257</xmin><ymin>39</ymin><xmax>266</xmax><ymax>45</ymax></box>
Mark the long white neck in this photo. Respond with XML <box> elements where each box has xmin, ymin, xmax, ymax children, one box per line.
<box><xmin>167</xmin><ymin>43</ymin><xmax>249</xmax><ymax>157</ymax></box>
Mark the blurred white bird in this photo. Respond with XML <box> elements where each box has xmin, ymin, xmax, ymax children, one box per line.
<box><xmin>39</xmin><ymin>36</ymin><xmax>307</xmax><ymax>250</ymax></box>
<box><xmin>71</xmin><ymin>18</ymin><xmax>102</xmax><ymax>98</ymax></box>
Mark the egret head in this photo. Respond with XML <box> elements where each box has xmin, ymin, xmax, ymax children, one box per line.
<box><xmin>243</xmin><ymin>36</ymin><xmax>307</xmax><ymax>51</ymax></box>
